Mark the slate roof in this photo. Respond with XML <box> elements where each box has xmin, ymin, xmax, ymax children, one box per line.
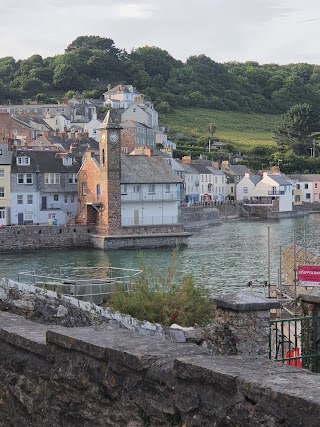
<box><xmin>206</xmin><ymin>166</ymin><xmax>226</xmax><ymax>176</ymax></box>
<box><xmin>247</xmin><ymin>173</ymin><xmax>261</xmax><ymax>185</ymax></box>
<box><xmin>179</xmin><ymin>163</ymin><xmax>198</xmax><ymax>174</ymax></box>
<box><xmin>288</xmin><ymin>174</ymin><xmax>320</xmax><ymax>182</ymax></box>
<box><xmin>268</xmin><ymin>174</ymin><xmax>291</xmax><ymax>186</ymax></box>
<box><xmin>0</xmin><ymin>144</ymin><xmax>12</xmax><ymax>164</ymax></box>
<box><xmin>190</xmin><ymin>164</ymin><xmax>213</xmax><ymax>174</ymax></box>
<box><xmin>11</xmin><ymin>150</ymin><xmax>81</xmax><ymax>174</ymax></box>
<box><xmin>225</xmin><ymin>165</ymin><xmax>249</xmax><ymax>175</ymax></box>
<box><xmin>121</xmin><ymin>155</ymin><xmax>183</xmax><ymax>184</ymax></box>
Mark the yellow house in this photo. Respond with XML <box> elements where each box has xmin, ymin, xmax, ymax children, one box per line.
<box><xmin>0</xmin><ymin>143</ymin><xmax>12</xmax><ymax>225</ymax></box>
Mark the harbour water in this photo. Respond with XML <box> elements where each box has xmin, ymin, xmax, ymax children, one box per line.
<box><xmin>1</xmin><ymin>214</ymin><xmax>319</xmax><ymax>295</ymax></box>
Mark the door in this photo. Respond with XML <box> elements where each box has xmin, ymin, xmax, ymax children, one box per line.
<box><xmin>42</xmin><ymin>196</ymin><xmax>47</xmax><ymax>209</ymax></box>
<box><xmin>134</xmin><ymin>209</ymin><xmax>140</xmax><ymax>225</ymax></box>
<box><xmin>18</xmin><ymin>213</ymin><xmax>24</xmax><ymax>225</ymax></box>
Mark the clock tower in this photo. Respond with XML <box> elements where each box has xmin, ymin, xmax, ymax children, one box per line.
<box><xmin>98</xmin><ymin>110</ymin><xmax>122</xmax><ymax>232</ymax></box>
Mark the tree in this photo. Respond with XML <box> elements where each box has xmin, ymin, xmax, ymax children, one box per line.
<box><xmin>52</xmin><ymin>64</ymin><xmax>81</xmax><ymax>90</ymax></box>
<box><xmin>274</xmin><ymin>103</ymin><xmax>320</xmax><ymax>156</ymax></box>
<box><xmin>65</xmin><ymin>36</ymin><xmax>120</xmax><ymax>55</ymax></box>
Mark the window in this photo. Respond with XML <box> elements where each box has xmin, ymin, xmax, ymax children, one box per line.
<box><xmin>231</xmin><ymin>187</ymin><xmax>234</xmax><ymax>193</ymax></box>
<box><xmin>17</xmin><ymin>174</ymin><xmax>24</xmax><ymax>184</ymax></box>
<box><xmin>70</xmin><ymin>194</ymin><xmax>75</xmax><ymax>203</ymax></box>
<box><xmin>24</xmin><ymin>212</ymin><xmax>33</xmax><ymax>221</ymax></box>
<box><xmin>305</xmin><ymin>184</ymin><xmax>309</xmax><ymax>189</ymax></box>
<box><xmin>17</xmin><ymin>156</ymin><xmax>30</xmax><ymax>165</ymax></box>
<box><xmin>133</xmin><ymin>185</ymin><xmax>140</xmax><ymax>193</ymax></box>
<box><xmin>296</xmin><ymin>184</ymin><xmax>300</xmax><ymax>189</ymax></box>
<box><xmin>82</xmin><ymin>183</ymin><xmax>87</xmax><ymax>196</ymax></box>
<box><xmin>48</xmin><ymin>213</ymin><xmax>56</xmax><ymax>220</ymax></box>
<box><xmin>53</xmin><ymin>194</ymin><xmax>59</xmax><ymax>202</ymax></box>
<box><xmin>17</xmin><ymin>195</ymin><xmax>23</xmax><ymax>204</ymax></box>
<box><xmin>27</xmin><ymin>195</ymin><xmax>33</xmax><ymax>204</ymax></box>
<box><xmin>215</xmin><ymin>177</ymin><xmax>217</xmax><ymax>184</ymax></box>
<box><xmin>148</xmin><ymin>184</ymin><xmax>155</xmax><ymax>194</ymax></box>
<box><xmin>306</xmin><ymin>193</ymin><xmax>311</xmax><ymax>199</ymax></box>
<box><xmin>0</xmin><ymin>207</ymin><xmax>5</xmax><ymax>219</ymax></box>
<box><xmin>45</xmin><ymin>173</ymin><xmax>60</xmax><ymax>184</ymax></box>
<box><xmin>315</xmin><ymin>183</ymin><xmax>318</xmax><ymax>189</ymax></box>
<box><xmin>17</xmin><ymin>173</ymin><xmax>33</xmax><ymax>184</ymax></box>
<box><xmin>63</xmin><ymin>157</ymin><xmax>72</xmax><ymax>166</ymax></box>
<box><xmin>0</xmin><ymin>169</ymin><xmax>4</xmax><ymax>178</ymax></box>
<box><xmin>68</xmin><ymin>173</ymin><xmax>77</xmax><ymax>184</ymax></box>
<box><xmin>0</xmin><ymin>187</ymin><xmax>4</xmax><ymax>198</ymax></box>
<box><xmin>243</xmin><ymin>187</ymin><xmax>248</xmax><ymax>194</ymax></box>
<box><xmin>121</xmin><ymin>184</ymin><xmax>127</xmax><ymax>195</ymax></box>
<box><xmin>295</xmin><ymin>195</ymin><xmax>301</xmax><ymax>202</ymax></box>
<box><xmin>165</xmin><ymin>184</ymin><xmax>170</xmax><ymax>193</ymax></box>
<box><xmin>26</xmin><ymin>173</ymin><xmax>33</xmax><ymax>184</ymax></box>
<box><xmin>64</xmin><ymin>194</ymin><xmax>68</xmax><ymax>203</ymax></box>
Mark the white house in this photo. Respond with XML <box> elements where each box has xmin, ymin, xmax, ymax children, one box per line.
<box><xmin>249</xmin><ymin>172</ymin><xmax>292</xmax><ymax>212</ymax></box>
<box><xmin>121</xmin><ymin>103</ymin><xmax>158</xmax><ymax>129</ymax></box>
<box><xmin>236</xmin><ymin>172</ymin><xmax>261</xmax><ymax>201</ymax></box>
<box><xmin>103</xmin><ymin>84</ymin><xmax>143</xmax><ymax>109</ymax></box>
<box><xmin>191</xmin><ymin>164</ymin><xmax>225</xmax><ymax>203</ymax></box>
<box><xmin>121</xmin><ymin>154</ymin><xmax>182</xmax><ymax>226</ymax></box>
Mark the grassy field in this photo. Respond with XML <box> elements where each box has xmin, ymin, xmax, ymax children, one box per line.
<box><xmin>159</xmin><ymin>108</ymin><xmax>280</xmax><ymax>152</ymax></box>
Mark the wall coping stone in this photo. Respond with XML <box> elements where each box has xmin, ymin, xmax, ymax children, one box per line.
<box><xmin>300</xmin><ymin>291</ymin><xmax>320</xmax><ymax>304</ymax></box>
<box><xmin>212</xmin><ymin>290</ymin><xmax>281</xmax><ymax>311</ymax></box>
<box><xmin>90</xmin><ymin>232</ymin><xmax>191</xmax><ymax>239</ymax></box>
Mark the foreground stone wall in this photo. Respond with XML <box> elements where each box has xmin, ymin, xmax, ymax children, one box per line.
<box><xmin>0</xmin><ymin>310</ymin><xmax>320</xmax><ymax>426</ymax></box>
<box><xmin>0</xmin><ymin>224</ymin><xmax>92</xmax><ymax>252</ymax></box>
<box><xmin>179</xmin><ymin>207</ymin><xmax>221</xmax><ymax>228</ymax></box>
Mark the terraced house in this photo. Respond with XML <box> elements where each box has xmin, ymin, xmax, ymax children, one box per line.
<box><xmin>10</xmin><ymin>150</ymin><xmax>80</xmax><ymax>225</ymax></box>
<box><xmin>0</xmin><ymin>144</ymin><xmax>12</xmax><ymax>226</ymax></box>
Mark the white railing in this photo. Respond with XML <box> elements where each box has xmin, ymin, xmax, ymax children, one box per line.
<box><xmin>121</xmin><ymin>215</ymin><xmax>178</xmax><ymax>226</ymax></box>
<box><xmin>121</xmin><ymin>192</ymin><xmax>180</xmax><ymax>202</ymax></box>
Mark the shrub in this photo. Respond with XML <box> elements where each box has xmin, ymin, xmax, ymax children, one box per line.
<box><xmin>110</xmin><ymin>251</ymin><xmax>212</xmax><ymax>327</ymax></box>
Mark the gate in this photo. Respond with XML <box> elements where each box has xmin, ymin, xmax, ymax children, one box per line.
<box><xmin>269</xmin><ymin>316</ymin><xmax>320</xmax><ymax>372</ymax></box>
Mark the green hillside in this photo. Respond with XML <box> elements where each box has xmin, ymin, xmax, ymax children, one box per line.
<box><xmin>160</xmin><ymin>108</ymin><xmax>280</xmax><ymax>152</ymax></box>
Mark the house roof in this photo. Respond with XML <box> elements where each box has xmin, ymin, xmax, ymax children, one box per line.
<box><xmin>247</xmin><ymin>173</ymin><xmax>261</xmax><ymax>185</ymax></box>
<box><xmin>268</xmin><ymin>174</ymin><xmax>291</xmax><ymax>186</ymax></box>
<box><xmin>206</xmin><ymin>166</ymin><xmax>226</xmax><ymax>176</ymax></box>
<box><xmin>0</xmin><ymin>144</ymin><xmax>12</xmax><ymax>164</ymax></box>
<box><xmin>190</xmin><ymin>164</ymin><xmax>213</xmax><ymax>174</ymax></box>
<box><xmin>225</xmin><ymin>165</ymin><xmax>249</xmax><ymax>175</ymax></box>
<box><xmin>121</xmin><ymin>155</ymin><xmax>183</xmax><ymax>184</ymax></box>
<box><xmin>288</xmin><ymin>174</ymin><xmax>320</xmax><ymax>182</ymax></box>
<box><xmin>11</xmin><ymin>150</ymin><xmax>81</xmax><ymax>174</ymax></box>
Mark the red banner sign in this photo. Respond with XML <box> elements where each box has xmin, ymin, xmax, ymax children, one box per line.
<box><xmin>298</xmin><ymin>265</ymin><xmax>320</xmax><ymax>283</ymax></box>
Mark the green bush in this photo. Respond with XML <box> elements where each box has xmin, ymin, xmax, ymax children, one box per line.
<box><xmin>110</xmin><ymin>252</ymin><xmax>212</xmax><ymax>327</ymax></box>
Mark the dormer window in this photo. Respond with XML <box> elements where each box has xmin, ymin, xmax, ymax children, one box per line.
<box><xmin>17</xmin><ymin>156</ymin><xmax>30</xmax><ymax>165</ymax></box>
<box><xmin>63</xmin><ymin>156</ymin><xmax>72</xmax><ymax>166</ymax></box>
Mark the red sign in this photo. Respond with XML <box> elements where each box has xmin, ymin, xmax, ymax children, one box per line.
<box><xmin>285</xmin><ymin>348</ymin><xmax>302</xmax><ymax>368</ymax></box>
<box><xmin>298</xmin><ymin>265</ymin><xmax>320</xmax><ymax>283</ymax></box>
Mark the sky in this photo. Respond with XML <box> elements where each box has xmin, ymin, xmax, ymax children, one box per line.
<box><xmin>1</xmin><ymin>0</ymin><xmax>320</xmax><ymax>65</ymax></box>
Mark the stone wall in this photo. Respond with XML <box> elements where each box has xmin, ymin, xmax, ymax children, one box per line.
<box><xmin>0</xmin><ymin>224</ymin><xmax>92</xmax><ymax>252</ymax></box>
<box><xmin>1</xmin><ymin>310</ymin><xmax>320</xmax><ymax>426</ymax></box>
<box><xmin>179</xmin><ymin>207</ymin><xmax>221</xmax><ymax>228</ymax></box>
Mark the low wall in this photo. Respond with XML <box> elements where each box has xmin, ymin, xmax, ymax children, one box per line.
<box><xmin>179</xmin><ymin>207</ymin><xmax>221</xmax><ymax>228</ymax></box>
<box><xmin>1</xmin><ymin>310</ymin><xmax>320</xmax><ymax>426</ymax></box>
<box><xmin>0</xmin><ymin>224</ymin><xmax>92</xmax><ymax>252</ymax></box>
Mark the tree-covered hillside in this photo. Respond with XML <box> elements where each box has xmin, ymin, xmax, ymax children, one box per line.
<box><xmin>1</xmin><ymin>35</ymin><xmax>320</xmax><ymax>115</ymax></box>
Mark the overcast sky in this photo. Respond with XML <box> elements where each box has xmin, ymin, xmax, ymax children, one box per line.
<box><xmin>1</xmin><ymin>0</ymin><xmax>320</xmax><ymax>65</ymax></box>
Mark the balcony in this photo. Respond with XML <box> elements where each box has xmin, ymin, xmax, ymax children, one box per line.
<box><xmin>121</xmin><ymin>215</ymin><xmax>178</xmax><ymax>226</ymax></box>
<box><xmin>121</xmin><ymin>192</ymin><xmax>180</xmax><ymax>202</ymax></box>
<box><xmin>268</xmin><ymin>191</ymin><xmax>285</xmax><ymax>196</ymax></box>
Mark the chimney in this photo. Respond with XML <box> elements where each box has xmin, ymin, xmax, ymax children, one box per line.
<box><xmin>70</xmin><ymin>129</ymin><xmax>75</xmax><ymax>140</ymax></box>
<box><xmin>182</xmin><ymin>156</ymin><xmax>191</xmax><ymax>164</ymax></box>
<box><xmin>270</xmin><ymin>166</ymin><xmax>280</xmax><ymax>174</ymax></box>
<box><xmin>7</xmin><ymin>138</ymin><xmax>14</xmax><ymax>151</ymax></box>
<box><xmin>43</xmin><ymin>130</ymin><xmax>51</xmax><ymax>138</ymax></box>
<box><xmin>64</xmin><ymin>125</ymin><xmax>68</xmax><ymax>133</ymax></box>
<box><xmin>107</xmin><ymin>84</ymin><xmax>111</xmax><ymax>91</ymax></box>
<box><xmin>212</xmin><ymin>161</ymin><xmax>219</xmax><ymax>169</ymax></box>
<box><xmin>84</xmin><ymin>129</ymin><xmax>89</xmax><ymax>138</ymax></box>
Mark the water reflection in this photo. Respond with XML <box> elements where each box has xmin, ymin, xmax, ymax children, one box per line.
<box><xmin>1</xmin><ymin>214</ymin><xmax>319</xmax><ymax>294</ymax></box>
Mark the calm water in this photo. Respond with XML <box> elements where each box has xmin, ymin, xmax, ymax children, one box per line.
<box><xmin>1</xmin><ymin>215</ymin><xmax>320</xmax><ymax>294</ymax></box>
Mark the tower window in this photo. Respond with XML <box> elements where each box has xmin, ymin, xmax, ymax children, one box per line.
<box><xmin>102</xmin><ymin>149</ymin><xmax>105</xmax><ymax>165</ymax></box>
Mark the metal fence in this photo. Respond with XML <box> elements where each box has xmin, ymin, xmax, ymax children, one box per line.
<box><xmin>269</xmin><ymin>316</ymin><xmax>320</xmax><ymax>372</ymax></box>
<box><xmin>17</xmin><ymin>266</ymin><xmax>142</xmax><ymax>305</ymax></box>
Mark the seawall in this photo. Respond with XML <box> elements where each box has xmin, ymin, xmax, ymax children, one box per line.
<box><xmin>0</xmin><ymin>310</ymin><xmax>320</xmax><ymax>426</ymax></box>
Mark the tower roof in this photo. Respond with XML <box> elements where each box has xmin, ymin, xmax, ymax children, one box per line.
<box><xmin>99</xmin><ymin>110</ymin><xmax>122</xmax><ymax>130</ymax></box>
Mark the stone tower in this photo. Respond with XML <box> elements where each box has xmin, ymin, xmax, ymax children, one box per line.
<box><xmin>98</xmin><ymin>110</ymin><xmax>122</xmax><ymax>232</ymax></box>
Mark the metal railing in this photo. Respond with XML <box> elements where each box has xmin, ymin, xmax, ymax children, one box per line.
<box><xmin>121</xmin><ymin>215</ymin><xmax>178</xmax><ymax>226</ymax></box>
<box><xmin>17</xmin><ymin>266</ymin><xmax>142</xmax><ymax>304</ymax></box>
<box><xmin>268</xmin><ymin>191</ymin><xmax>285</xmax><ymax>195</ymax></box>
<box><xmin>121</xmin><ymin>192</ymin><xmax>180</xmax><ymax>202</ymax></box>
<box><xmin>269</xmin><ymin>316</ymin><xmax>320</xmax><ymax>372</ymax></box>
